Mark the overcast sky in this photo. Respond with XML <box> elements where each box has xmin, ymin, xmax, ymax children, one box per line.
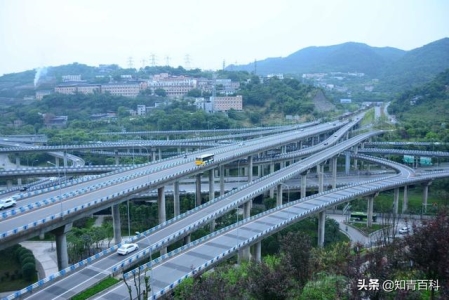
<box><xmin>0</xmin><ymin>0</ymin><xmax>448</xmax><ymax>76</ymax></box>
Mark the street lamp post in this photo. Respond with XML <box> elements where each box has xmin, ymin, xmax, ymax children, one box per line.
<box><xmin>47</xmin><ymin>161</ymin><xmax>63</xmax><ymax>218</ymax></box>
<box><xmin>136</xmin><ymin>231</ymin><xmax>153</xmax><ymax>298</ymax></box>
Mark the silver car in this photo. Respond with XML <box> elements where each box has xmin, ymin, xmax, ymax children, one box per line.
<box><xmin>117</xmin><ymin>243</ymin><xmax>139</xmax><ymax>255</ymax></box>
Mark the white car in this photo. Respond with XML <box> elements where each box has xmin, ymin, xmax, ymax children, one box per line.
<box><xmin>117</xmin><ymin>243</ymin><xmax>139</xmax><ymax>255</ymax></box>
<box><xmin>398</xmin><ymin>226</ymin><xmax>410</xmax><ymax>234</ymax></box>
<box><xmin>0</xmin><ymin>197</ymin><xmax>17</xmax><ymax>210</ymax></box>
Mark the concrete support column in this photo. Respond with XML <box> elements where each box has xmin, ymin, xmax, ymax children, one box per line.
<box><xmin>300</xmin><ymin>172</ymin><xmax>307</xmax><ymax>199</ymax></box>
<box><xmin>220</xmin><ymin>165</ymin><xmax>225</xmax><ymax>196</ymax></box>
<box><xmin>152</xmin><ymin>150</ymin><xmax>156</xmax><ymax>162</ymax></box>
<box><xmin>276</xmin><ymin>184</ymin><xmax>283</xmax><ymax>207</ymax></box>
<box><xmin>269</xmin><ymin>163</ymin><xmax>275</xmax><ymax>198</ymax></box>
<box><xmin>158</xmin><ymin>149</ymin><xmax>162</xmax><ymax>160</ymax></box>
<box><xmin>173</xmin><ymin>181</ymin><xmax>180</xmax><ymax>217</ymax></box>
<box><xmin>345</xmin><ymin>151</ymin><xmax>351</xmax><ymax>175</ymax></box>
<box><xmin>51</xmin><ymin>223</ymin><xmax>72</xmax><ymax>270</ymax></box>
<box><xmin>331</xmin><ymin>157</ymin><xmax>337</xmax><ymax>189</ymax></box>
<box><xmin>6</xmin><ymin>180</ymin><xmax>12</xmax><ymax>189</ymax></box>
<box><xmin>208</xmin><ymin>170</ymin><xmax>214</xmax><ymax>201</ymax></box>
<box><xmin>195</xmin><ymin>173</ymin><xmax>202</xmax><ymax>206</ymax></box>
<box><xmin>243</xmin><ymin>200</ymin><xmax>251</xmax><ymax>219</ymax></box>
<box><xmin>238</xmin><ymin>246</ymin><xmax>251</xmax><ymax>263</ymax></box>
<box><xmin>251</xmin><ymin>242</ymin><xmax>262</xmax><ymax>262</ymax></box>
<box><xmin>402</xmin><ymin>186</ymin><xmax>408</xmax><ymax>213</ymax></box>
<box><xmin>114</xmin><ymin>150</ymin><xmax>119</xmax><ymax>165</ymax></box>
<box><xmin>422</xmin><ymin>181</ymin><xmax>432</xmax><ymax>213</ymax></box>
<box><xmin>367</xmin><ymin>195</ymin><xmax>374</xmax><ymax>227</ymax></box>
<box><xmin>317</xmin><ymin>164</ymin><xmax>324</xmax><ymax>193</ymax></box>
<box><xmin>353</xmin><ymin>147</ymin><xmax>358</xmax><ymax>170</ymax></box>
<box><xmin>247</xmin><ymin>156</ymin><xmax>253</xmax><ymax>182</ymax></box>
<box><xmin>317</xmin><ymin>211</ymin><xmax>325</xmax><ymax>248</ymax></box>
<box><xmin>63</xmin><ymin>151</ymin><xmax>68</xmax><ymax>168</ymax></box>
<box><xmin>112</xmin><ymin>204</ymin><xmax>122</xmax><ymax>244</ymax></box>
<box><xmin>158</xmin><ymin>186</ymin><xmax>166</xmax><ymax>224</ymax></box>
<box><xmin>393</xmin><ymin>188</ymin><xmax>399</xmax><ymax>216</ymax></box>
<box><xmin>183</xmin><ymin>234</ymin><xmax>191</xmax><ymax>245</ymax></box>
<box><xmin>15</xmin><ymin>153</ymin><xmax>20</xmax><ymax>168</ymax></box>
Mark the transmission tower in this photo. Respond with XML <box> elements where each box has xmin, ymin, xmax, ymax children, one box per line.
<box><xmin>222</xmin><ymin>59</ymin><xmax>226</xmax><ymax>71</ymax></box>
<box><xmin>165</xmin><ymin>55</ymin><xmax>171</xmax><ymax>66</ymax></box>
<box><xmin>141</xmin><ymin>59</ymin><xmax>146</xmax><ymax>69</ymax></box>
<box><xmin>254</xmin><ymin>59</ymin><xmax>257</xmax><ymax>75</ymax></box>
<box><xmin>184</xmin><ymin>54</ymin><xmax>191</xmax><ymax>70</ymax></box>
<box><xmin>127</xmin><ymin>56</ymin><xmax>134</xmax><ymax>69</ymax></box>
<box><xmin>150</xmin><ymin>54</ymin><xmax>157</xmax><ymax>67</ymax></box>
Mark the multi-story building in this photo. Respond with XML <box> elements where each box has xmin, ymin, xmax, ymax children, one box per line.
<box><xmin>35</xmin><ymin>90</ymin><xmax>52</xmax><ymax>100</ymax></box>
<box><xmin>62</xmin><ymin>75</ymin><xmax>82</xmax><ymax>82</ymax></box>
<box><xmin>148</xmin><ymin>75</ymin><xmax>197</xmax><ymax>98</ymax></box>
<box><xmin>100</xmin><ymin>82</ymin><xmax>141</xmax><ymax>97</ymax></box>
<box><xmin>212</xmin><ymin>95</ymin><xmax>243</xmax><ymax>112</ymax></box>
<box><xmin>55</xmin><ymin>84</ymin><xmax>100</xmax><ymax>95</ymax></box>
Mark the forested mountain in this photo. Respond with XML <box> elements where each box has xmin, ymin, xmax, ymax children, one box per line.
<box><xmin>226</xmin><ymin>38</ymin><xmax>449</xmax><ymax>92</ymax></box>
<box><xmin>381</xmin><ymin>38</ymin><xmax>449</xmax><ymax>91</ymax></box>
<box><xmin>227</xmin><ymin>42</ymin><xmax>406</xmax><ymax>77</ymax></box>
<box><xmin>388</xmin><ymin>69</ymin><xmax>449</xmax><ymax>141</ymax></box>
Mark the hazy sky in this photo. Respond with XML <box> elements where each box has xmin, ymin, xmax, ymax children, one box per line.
<box><xmin>0</xmin><ymin>0</ymin><xmax>448</xmax><ymax>76</ymax></box>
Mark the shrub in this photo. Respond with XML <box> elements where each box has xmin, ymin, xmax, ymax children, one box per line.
<box><xmin>21</xmin><ymin>263</ymin><xmax>36</xmax><ymax>281</ymax></box>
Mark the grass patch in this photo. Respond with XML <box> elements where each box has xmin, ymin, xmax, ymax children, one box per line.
<box><xmin>71</xmin><ymin>277</ymin><xmax>119</xmax><ymax>300</ymax></box>
<box><xmin>349</xmin><ymin>222</ymin><xmax>388</xmax><ymax>235</ymax></box>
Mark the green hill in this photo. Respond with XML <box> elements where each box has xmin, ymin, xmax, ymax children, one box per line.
<box><xmin>226</xmin><ymin>38</ymin><xmax>449</xmax><ymax>93</ymax></box>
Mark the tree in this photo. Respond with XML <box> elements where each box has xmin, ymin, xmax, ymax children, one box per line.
<box><xmin>403</xmin><ymin>209</ymin><xmax>449</xmax><ymax>299</ymax></box>
<box><xmin>279</xmin><ymin>231</ymin><xmax>313</xmax><ymax>289</ymax></box>
<box><xmin>154</xmin><ymin>88</ymin><xmax>167</xmax><ymax>97</ymax></box>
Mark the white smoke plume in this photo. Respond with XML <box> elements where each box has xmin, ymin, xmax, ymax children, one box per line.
<box><xmin>34</xmin><ymin>67</ymin><xmax>48</xmax><ymax>87</ymax></box>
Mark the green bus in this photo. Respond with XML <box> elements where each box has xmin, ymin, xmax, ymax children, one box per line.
<box><xmin>350</xmin><ymin>211</ymin><xmax>377</xmax><ymax>222</ymax></box>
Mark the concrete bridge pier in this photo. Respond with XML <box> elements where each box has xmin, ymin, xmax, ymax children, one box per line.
<box><xmin>112</xmin><ymin>204</ymin><xmax>122</xmax><ymax>244</ymax></box>
<box><xmin>331</xmin><ymin>157</ymin><xmax>337</xmax><ymax>189</ymax></box>
<box><xmin>51</xmin><ymin>223</ymin><xmax>72</xmax><ymax>270</ymax></box>
<box><xmin>317</xmin><ymin>164</ymin><xmax>324</xmax><ymax>193</ymax></box>
<box><xmin>402</xmin><ymin>186</ymin><xmax>408</xmax><ymax>213</ymax></box>
<box><xmin>250</xmin><ymin>242</ymin><xmax>261</xmax><ymax>262</ymax></box>
<box><xmin>367</xmin><ymin>194</ymin><xmax>375</xmax><ymax>227</ymax></box>
<box><xmin>317</xmin><ymin>211</ymin><xmax>325</xmax><ymax>248</ymax></box>
<box><xmin>422</xmin><ymin>181</ymin><xmax>432</xmax><ymax>213</ymax></box>
<box><xmin>243</xmin><ymin>200</ymin><xmax>251</xmax><ymax>219</ymax></box>
<box><xmin>276</xmin><ymin>184</ymin><xmax>283</xmax><ymax>206</ymax></box>
<box><xmin>269</xmin><ymin>163</ymin><xmax>275</xmax><ymax>198</ymax></box>
<box><xmin>151</xmin><ymin>149</ymin><xmax>156</xmax><ymax>162</ymax></box>
<box><xmin>208</xmin><ymin>170</ymin><xmax>214</xmax><ymax>202</ymax></box>
<box><xmin>195</xmin><ymin>173</ymin><xmax>202</xmax><ymax>206</ymax></box>
<box><xmin>183</xmin><ymin>234</ymin><xmax>191</xmax><ymax>245</ymax></box>
<box><xmin>238</xmin><ymin>246</ymin><xmax>251</xmax><ymax>263</ymax></box>
<box><xmin>220</xmin><ymin>165</ymin><xmax>225</xmax><ymax>196</ymax></box>
<box><xmin>345</xmin><ymin>151</ymin><xmax>351</xmax><ymax>175</ymax></box>
<box><xmin>114</xmin><ymin>150</ymin><xmax>119</xmax><ymax>165</ymax></box>
<box><xmin>6</xmin><ymin>179</ymin><xmax>13</xmax><ymax>189</ymax></box>
<box><xmin>158</xmin><ymin>149</ymin><xmax>162</xmax><ymax>160</ymax></box>
<box><xmin>15</xmin><ymin>153</ymin><xmax>22</xmax><ymax>186</ymax></box>
<box><xmin>173</xmin><ymin>181</ymin><xmax>180</xmax><ymax>217</ymax></box>
<box><xmin>63</xmin><ymin>150</ymin><xmax>68</xmax><ymax>168</ymax></box>
<box><xmin>300</xmin><ymin>171</ymin><xmax>308</xmax><ymax>199</ymax></box>
<box><xmin>247</xmin><ymin>156</ymin><xmax>253</xmax><ymax>182</ymax></box>
<box><xmin>158</xmin><ymin>186</ymin><xmax>166</xmax><ymax>224</ymax></box>
<box><xmin>393</xmin><ymin>187</ymin><xmax>399</xmax><ymax>216</ymax></box>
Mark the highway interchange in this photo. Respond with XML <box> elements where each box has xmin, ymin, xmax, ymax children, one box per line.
<box><xmin>1</xmin><ymin>116</ymin><xmax>449</xmax><ymax>299</ymax></box>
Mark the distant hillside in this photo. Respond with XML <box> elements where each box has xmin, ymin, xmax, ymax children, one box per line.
<box><xmin>380</xmin><ymin>38</ymin><xmax>449</xmax><ymax>91</ymax></box>
<box><xmin>226</xmin><ymin>42</ymin><xmax>406</xmax><ymax>76</ymax></box>
<box><xmin>389</xmin><ymin>68</ymin><xmax>449</xmax><ymax>124</ymax></box>
<box><xmin>226</xmin><ymin>38</ymin><xmax>449</xmax><ymax>92</ymax></box>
